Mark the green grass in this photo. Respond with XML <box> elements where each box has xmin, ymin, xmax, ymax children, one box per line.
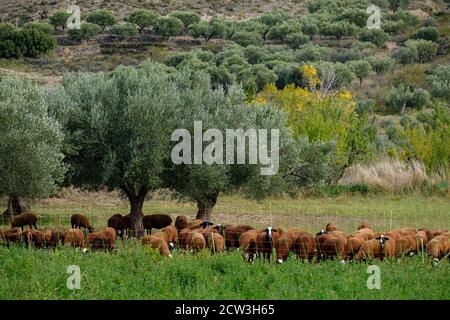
<box><xmin>0</xmin><ymin>245</ymin><xmax>448</xmax><ymax>300</ymax></box>
<box><xmin>1</xmin><ymin>192</ymin><xmax>449</xmax><ymax>300</ymax></box>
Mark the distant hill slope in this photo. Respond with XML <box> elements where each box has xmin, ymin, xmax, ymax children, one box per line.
<box><xmin>0</xmin><ymin>0</ymin><xmax>309</xmax><ymax>24</ymax></box>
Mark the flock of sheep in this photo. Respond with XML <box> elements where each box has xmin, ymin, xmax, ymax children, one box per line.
<box><xmin>1</xmin><ymin>212</ymin><xmax>449</xmax><ymax>265</ymax></box>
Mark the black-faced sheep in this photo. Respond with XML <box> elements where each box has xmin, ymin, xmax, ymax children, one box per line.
<box><xmin>88</xmin><ymin>227</ymin><xmax>116</xmax><ymax>251</ymax></box>
<box><xmin>256</xmin><ymin>227</ymin><xmax>283</xmax><ymax>262</ymax></box>
<box><xmin>70</xmin><ymin>214</ymin><xmax>94</xmax><ymax>233</ymax></box>
<box><xmin>107</xmin><ymin>214</ymin><xmax>125</xmax><ymax>239</ymax></box>
<box><xmin>11</xmin><ymin>213</ymin><xmax>37</xmax><ymax>230</ymax></box>
<box><xmin>142</xmin><ymin>214</ymin><xmax>172</xmax><ymax>234</ymax></box>
<box><xmin>355</xmin><ymin>235</ymin><xmax>396</xmax><ymax>261</ymax></box>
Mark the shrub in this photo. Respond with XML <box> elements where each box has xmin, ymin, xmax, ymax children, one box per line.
<box><xmin>110</xmin><ymin>23</ymin><xmax>139</xmax><ymax>37</ymax></box>
<box><xmin>427</xmin><ymin>65</ymin><xmax>450</xmax><ymax>101</ymax></box>
<box><xmin>251</xmin><ymin>64</ymin><xmax>278</xmax><ymax>90</ymax></box>
<box><xmin>358</xmin><ymin>29</ymin><xmax>389</xmax><ymax>47</ymax></box>
<box><xmin>392</xmin><ymin>46</ymin><xmax>418</xmax><ymax>64</ymax></box>
<box><xmin>23</xmin><ymin>22</ymin><xmax>54</xmax><ymax>35</ymax></box>
<box><xmin>170</xmin><ymin>11</ymin><xmax>200</xmax><ymax>32</ymax></box>
<box><xmin>384</xmin><ymin>84</ymin><xmax>431</xmax><ymax>113</ymax></box>
<box><xmin>231</xmin><ymin>31</ymin><xmax>262</xmax><ymax>47</ymax></box>
<box><xmin>49</xmin><ymin>11</ymin><xmax>71</xmax><ymax>32</ymax></box>
<box><xmin>356</xmin><ymin>99</ymin><xmax>375</xmax><ymax>114</ymax></box>
<box><xmin>411</xmin><ymin>27</ymin><xmax>439</xmax><ymax>42</ymax></box>
<box><xmin>337</xmin><ymin>9</ymin><xmax>369</xmax><ymax>28</ymax></box>
<box><xmin>321</xmin><ymin>21</ymin><xmax>359</xmax><ymax>39</ymax></box>
<box><xmin>405</xmin><ymin>39</ymin><xmax>438</xmax><ymax>63</ymax></box>
<box><xmin>67</xmin><ymin>23</ymin><xmax>101</xmax><ymax>41</ymax></box>
<box><xmin>314</xmin><ymin>61</ymin><xmax>355</xmax><ymax>89</ymax></box>
<box><xmin>365</xmin><ymin>56</ymin><xmax>394</xmax><ymax>74</ymax></box>
<box><xmin>9</xmin><ymin>28</ymin><xmax>56</xmax><ymax>58</ymax></box>
<box><xmin>295</xmin><ymin>44</ymin><xmax>331</xmax><ymax>62</ymax></box>
<box><xmin>285</xmin><ymin>32</ymin><xmax>309</xmax><ymax>49</ymax></box>
<box><xmin>154</xmin><ymin>16</ymin><xmax>183</xmax><ymax>38</ymax></box>
<box><xmin>299</xmin><ymin>17</ymin><xmax>319</xmax><ymax>38</ymax></box>
<box><xmin>387</xmin><ymin>0</ymin><xmax>411</xmax><ymax>13</ymax></box>
<box><xmin>86</xmin><ymin>10</ymin><xmax>117</xmax><ymax>32</ymax></box>
<box><xmin>127</xmin><ymin>9</ymin><xmax>159</xmax><ymax>34</ymax></box>
<box><xmin>267</xmin><ymin>21</ymin><xmax>301</xmax><ymax>42</ymax></box>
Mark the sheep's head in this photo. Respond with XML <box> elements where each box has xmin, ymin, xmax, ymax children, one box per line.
<box><xmin>316</xmin><ymin>230</ymin><xmax>327</xmax><ymax>236</ymax></box>
<box><xmin>213</xmin><ymin>224</ymin><xmax>224</xmax><ymax>236</ymax></box>
<box><xmin>376</xmin><ymin>235</ymin><xmax>390</xmax><ymax>248</ymax></box>
<box><xmin>244</xmin><ymin>252</ymin><xmax>256</xmax><ymax>263</ymax></box>
<box><xmin>201</xmin><ymin>221</ymin><xmax>213</xmax><ymax>229</ymax></box>
<box><xmin>264</xmin><ymin>227</ymin><xmax>276</xmax><ymax>241</ymax></box>
<box><xmin>88</xmin><ymin>226</ymin><xmax>94</xmax><ymax>233</ymax></box>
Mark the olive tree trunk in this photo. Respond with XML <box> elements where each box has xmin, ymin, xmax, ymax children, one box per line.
<box><xmin>2</xmin><ymin>195</ymin><xmax>31</xmax><ymax>221</ymax></box>
<box><xmin>121</xmin><ymin>183</ymin><xmax>147</xmax><ymax>238</ymax></box>
<box><xmin>195</xmin><ymin>191</ymin><xmax>219</xmax><ymax>221</ymax></box>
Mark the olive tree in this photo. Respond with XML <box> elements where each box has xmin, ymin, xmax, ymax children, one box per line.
<box><xmin>86</xmin><ymin>10</ymin><xmax>117</xmax><ymax>32</ymax></box>
<box><xmin>163</xmin><ymin>70</ymin><xmax>296</xmax><ymax>220</ymax></box>
<box><xmin>127</xmin><ymin>9</ymin><xmax>159</xmax><ymax>34</ymax></box>
<box><xmin>45</xmin><ymin>61</ymin><xmax>180</xmax><ymax>235</ymax></box>
<box><xmin>0</xmin><ymin>77</ymin><xmax>66</xmax><ymax>219</ymax></box>
<box><xmin>49</xmin><ymin>11</ymin><xmax>71</xmax><ymax>33</ymax></box>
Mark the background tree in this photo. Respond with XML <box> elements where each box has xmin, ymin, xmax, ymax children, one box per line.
<box><xmin>86</xmin><ymin>10</ymin><xmax>117</xmax><ymax>32</ymax></box>
<box><xmin>347</xmin><ymin>60</ymin><xmax>372</xmax><ymax>87</ymax></box>
<box><xmin>45</xmin><ymin>61</ymin><xmax>180</xmax><ymax>236</ymax></box>
<box><xmin>163</xmin><ymin>70</ymin><xmax>296</xmax><ymax>220</ymax></box>
<box><xmin>49</xmin><ymin>10</ymin><xmax>71</xmax><ymax>33</ymax></box>
<box><xmin>154</xmin><ymin>16</ymin><xmax>183</xmax><ymax>38</ymax></box>
<box><xmin>387</xmin><ymin>0</ymin><xmax>411</xmax><ymax>12</ymax></box>
<box><xmin>231</xmin><ymin>31</ymin><xmax>263</xmax><ymax>47</ymax></box>
<box><xmin>127</xmin><ymin>9</ymin><xmax>159</xmax><ymax>34</ymax></box>
<box><xmin>67</xmin><ymin>23</ymin><xmax>101</xmax><ymax>42</ymax></box>
<box><xmin>169</xmin><ymin>11</ymin><xmax>200</xmax><ymax>34</ymax></box>
<box><xmin>427</xmin><ymin>65</ymin><xmax>450</xmax><ymax>102</ymax></box>
<box><xmin>188</xmin><ymin>19</ymin><xmax>226</xmax><ymax>44</ymax></box>
<box><xmin>0</xmin><ymin>77</ymin><xmax>66</xmax><ymax>220</ymax></box>
<box><xmin>110</xmin><ymin>23</ymin><xmax>139</xmax><ymax>37</ymax></box>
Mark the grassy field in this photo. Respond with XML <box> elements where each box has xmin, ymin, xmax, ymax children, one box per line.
<box><xmin>0</xmin><ymin>192</ymin><xmax>449</xmax><ymax>300</ymax></box>
<box><xmin>0</xmin><ymin>244</ymin><xmax>449</xmax><ymax>300</ymax></box>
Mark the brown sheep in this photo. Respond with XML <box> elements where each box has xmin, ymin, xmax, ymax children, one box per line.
<box><xmin>162</xmin><ymin>225</ymin><xmax>178</xmax><ymax>248</ymax></box>
<box><xmin>70</xmin><ymin>214</ymin><xmax>94</xmax><ymax>233</ymax></box>
<box><xmin>325</xmin><ymin>223</ymin><xmax>339</xmax><ymax>232</ymax></box>
<box><xmin>178</xmin><ymin>228</ymin><xmax>192</xmax><ymax>250</ymax></box>
<box><xmin>175</xmin><ymin>215</ymin><xmax>188</xmax><ymax>231</ymax></box>
<box><xmin>223</xmin><ymin>225</ymin><xmax>255</xmax><ymax>249</ymax></box>
<box><xmin>293</xmin><ymin>232</ymin><xmax>316</xmax><ymax>261</ymax></box>
<box><xmin>346</xmin><ymin>227</ymin><xmax>376</xmax><ymax>258</ymax></box>
<box><xmin>142</xmin><ymin>214</ymin><xmax>172</xmax><ymax>235</ymax></box>
<box><xmin>357</xmin><ymin>222</ymin><xmax>372</xmax><ymax>230</ymax></box>
<box><xmin>355</xmin><ymin>235</ymin><xmax>396</xmax><ymax>261</ymax></box>
<box><xmin>43</xmin><ymin>229</ymin><xmax>65</xmax><ymax>248</ymax></box>
<box><xmin>426</xmin><ymin>234</ymin><xmax>449</xmax><ymax>263</ymax></box>
<box><xmin>256</xmin><ymin>227</ymin><xmax>283</xmax><ymax>262</ymax></box>
<box><xmin>240</xmin><ymin>230</ymin><xmax>259</xmax><ymax>263</ymax></box>
<box><xmin>187</xmin><ymin>232</ymin><xmax>206</xmax><ymax>252</ymax></box>
<box><xmin>415</xmin><ymin>231</ymin><xmax>428</xmax><ymax>253</ymax></box>
<box><xmin>1</xmin><ymin>228</ymin><xmax>21</xmax><ymax>245</ymax></box>
<box><xmin>274</xmin><ymin>232</ymin><xmax>296</xmax><ymax>263</ymax></box>
<box><xmin>208</xmin><ymin>232</ymin><xmax>225</xmax><ymax>253</ymax></box>
<box><xmin>64</xmin><ymin>228</ymin><xmax>84</xmax><ymax>248</ymax></box>
<box><xmin>395</xmin><ymin>235</ymin><xmax>416</xmax><ymax>256</ymax></box>
<box><xmin>426</xmin><ymin>229</ymin><xmax>448</xmax><ymax>241</ymax></box>
<box><xmin>187</xmin><ymin>219</ymin><xmax>206</xmax><ymax>230</ymax></box>
<box><xmin>11</xmin><ymin>213</ymin><xmax>37</xmax><ymax>230</ymax></box>
<box><xmin>315</xmin><ymin>232</ymin><xmax>347</xmax><ymax>262</ymax></box>
<box><xmin>107</xmin><ymin>214</ymin><xmax>125</xmax><ymax>239</ymax></box>
<box><xmin>142</xmin><ymin>235</ymin><xmax>172</xmax><ymax>257</ymax></box>
<box><xmin>198</xmin><ymin>227</ymin><xmax>219</xmax><ymax>244</ymax></box>
<box><xmin>21</xmin><ymin>229</ymin><xmax>45</xmax><ymax>248</ymax></box>
<box><xmin>88</xmin><ymin>227</ymin><xmax>116</xmax><ymax>251</ymax></box>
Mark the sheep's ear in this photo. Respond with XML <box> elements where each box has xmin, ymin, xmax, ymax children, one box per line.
<box><xmin>375</xmin><ymin>236</ymin><xmax>381</xmax><ymax>240</ymax></box>
<box><xmin>384</xmin><ymin>236</ymin><xmax>390</xmax><ymax>240</ymax></box>
<box><xmin>272</xmin><ymin>229</ymin><xmax>278</xmax><ymax>233</ymax></box>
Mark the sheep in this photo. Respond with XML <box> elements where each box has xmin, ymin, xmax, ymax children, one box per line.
<box><xmin>395</xmin><ymin>235</ymin><xmax>416</xmax><ymax>256</ymax></box>
<box><xmin>198</xmin><ymin>227</ymin><xmax>219</xmax><ymax>244</ymax></box>
<box><xmin>240</xmin><ymin>230</ymin><xmax>259</xmax><ymax>263</ymax></box>
<box><xmin>178</xmin><ymin>228</ymin><xmax>192</xmax><ymax>250</ymax></box>
<box><xmin>208</xmin><ymin>232</ymin><xmax>225</xmax><ymax>254</ymax></box>
<box><xmin>223</xmin><ymin>225</ymin><xmax>255</xmax><ymax>250</ymax></box>
<box><xmin>187</xmin><ymin>231</ymin><xmax>206</xmax><ymax>252</ymax></box>
<box><xmin>187</xmin><ymin>219</ymin><xmax>206</xmax><ymax>230</ymax></box>
<box><xmin>64</xmin><ymin>228</ymin><xmax>84</xmax><ymax>248</ymax></box>
<box><xmin>273</xmin><ymin>228</ymin><xmax>303</xmax><ymax>263</ymax></box>
<box><xmin>43</xmin><ymin>229</ymin><xmax>65</xmax><ymax>248</ymax></box>
<box><xmin>11</xmin><ymin>213</ymin><xmax>37</xmax><ymax>230</ymax></box>
<box><xmin>162</xmin><ymin>225</ymin><xmax>178</xmax><ymax>248</ymax></box>
<box><xmin>325</xmin><ymin>223</ymin><xmax>339</xmax><ymax>232</ymax></box>
<box><xmin>107</xmin><ymin>214</ymin><xmax>125</xmax><ymax>239</ymax></box>
<box><xmin>70</xmin><ymin>214</ymin><xmax>94</xmax><ymax>233</ymax></box>
<box><xmin>355</xmin><ymin>235</ymin><xmax>396</xmax><ymax>261</ymax></box>
<box><xmin>346</xmin><ymin>227</ymin><xmax>376</xmax><ymax>258</ymax></box>
<box><xmin>415</xmin><ymin>230</ymin><xmax>428</xmax><ymax>253</ymax></box>
<box><xmin>426</xmin><ymin>234</ymin><xmax>449</xmax><ymax>263</ymax></box>
<box><xmin>151</xmin><ymin>231</ymin><xmax>173</xmax><ymax>250</ymax></box>
<box><xmin>21</xmin><ymin>229</ymin><xmax>45</xmax><ymax>248</ymax></box>
<box><xmin>357</xmin><ymin>222</ymin><xmax>372</xmax><ymax>230</ymax></box>
<box><xmin>142</xmin><ymin>235</ymin><xmax>172</xmax><ymax>257</ymax></box>
<box><xmin>142</xmin><ymin>214</ymin><xmax>172</xmax><ymax>235</ymax></box>
<box><xmin>88</xmin><ymin>227</ymin><xmax>116</xmax><ymax>251</ymax></box>
<box><xmin>175</xmin><ymin>215</ymin><xmax>188</xmax><ymax>231</ymax></box>
<box><xmin>315</xmin><ymin>232</ymin><xmax>347</xmax><ymax>262</ymax></box>
<box><xmin>256</xmin><ymin>227</ymin><xmax>283</xmax><ymax>262</ymax></box>
<box><xmin>1</xmin><ymin>228</ymin><xmax>21</xmax><ymax>245</ymax></box>
<box><xmin>425</xmin><ymin>229</ymin><xmax>448</xmax><ymax>241</ymax></box>
<box><xmin>293</xmin><ymin>232</ymin><xmax>316</xmax><ymax>261</ymax></box>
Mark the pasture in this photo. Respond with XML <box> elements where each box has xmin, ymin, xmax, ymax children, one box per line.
<box><xmin>0</xmin><ymin>192</ymin><xmax>449</xmax><ymax>300</ymax></box>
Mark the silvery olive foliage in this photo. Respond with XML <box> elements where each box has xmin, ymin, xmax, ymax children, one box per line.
<box><xmin>0</xmin><ymin>77</ymin><xmax>66</xmax><ymax>198</ymax></box>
